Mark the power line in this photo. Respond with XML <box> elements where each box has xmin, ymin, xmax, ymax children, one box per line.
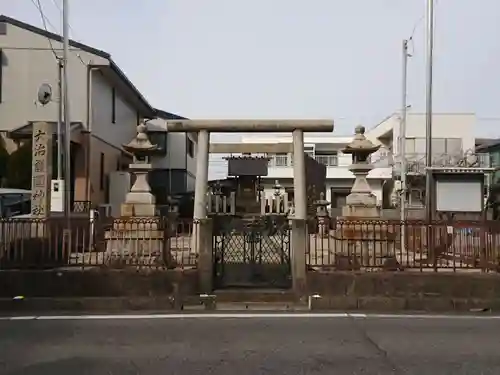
<box><xmin>407</xmin><ymin>0</ymin><xmax>440</xmax><ymax>57</ymax></box>
<box><xmin>31</xmin><ymin>0</ymin><xmax>58</xmax><ymax>31</ymax></box>
<box><xmin>49</xmin><ymin>0</ymin><xmax>88</xmax><ymax>66</ymax></box>
<box><xmin>30</xmin><ymin>0</ymin><xmax>59</xmax><ymax>59</ymax></box>
<box><xmin>30</xmin><ymin>0</ymin><xmax>88</xmax><ymax>67</ymax></box>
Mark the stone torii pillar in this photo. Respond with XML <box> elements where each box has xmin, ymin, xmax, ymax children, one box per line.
<box><xmin>292</xmin><ymin>129</ymin><xmax>307</xmax><ymax>220</ymax></box>
<box><xmin>193</xmin><ymin>130</ymin><xmax>210</xmax><ymax>221</ymax></box>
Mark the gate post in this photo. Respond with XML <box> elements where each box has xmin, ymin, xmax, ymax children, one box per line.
<box><xmin>291</xmin><ymin>219</ymin><xmax>308</xmax><ymax>296</ymax></box>
<box><xmin>197</xmin><ymin>218</ymin><xmax>214</xmax><ymax>293</ymax></box>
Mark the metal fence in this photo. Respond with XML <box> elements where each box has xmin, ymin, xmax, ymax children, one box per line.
<box><xmin>307</xmin><ymin>217</ymin><xmax>500</xmax><ymax>272</ymax></box>
<box><xmin>0</xmin><ymin>216</ymin><xmax>197</xmax><ymax>270</ymax></box>
<box><xmin>4</xmin><ymin>214</ymin><xmax>499</xmax><ymax>273</ymax></box>
<box><xmin>72</xmin><ymin>201</ymin><xmax>92</xmax><ymax>213</ymax></box>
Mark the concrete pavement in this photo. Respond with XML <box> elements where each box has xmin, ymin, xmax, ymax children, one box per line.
<box><xmin>0</xmin><ymin>313</ymin><xmax>499</xmax><ymax>374</ymax></box>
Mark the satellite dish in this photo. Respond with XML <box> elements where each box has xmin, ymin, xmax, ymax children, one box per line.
<box><xmin>37</xmin><ymin>83</ymin><xmax>53</xmax><ymax>105</ymax></box>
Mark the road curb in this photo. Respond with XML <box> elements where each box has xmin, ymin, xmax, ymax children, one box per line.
<box><xmin>1</xmin><ymin>296</ymin><xmax>499</xmax><ymax>314</ymax></box>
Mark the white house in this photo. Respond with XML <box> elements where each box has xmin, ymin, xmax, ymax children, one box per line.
<box><xmin>0</xmin><ymin>15</ymin><xmax>196</xmax><ymax>209</ymax></box>
<box><xmin>370</xmin><ymin>112</ymin><xmax>478</xmax><ymax>168</ymax></box>
<box><xmin>238</xmin><ymin>133</ymin><xmax>392</xmax><ymax>210</ymax></box>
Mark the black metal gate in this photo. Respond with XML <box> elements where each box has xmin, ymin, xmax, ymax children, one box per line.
<box><xmin>212</xmin><ymin>217</ymin><xmax>292</xmax><ymax>289</ymax></box>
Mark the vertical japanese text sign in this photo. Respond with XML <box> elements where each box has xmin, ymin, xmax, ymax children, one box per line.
<box><xmin>31</xmin><ymin>122</ymin><xmax>52</xmax><ymax>217</ymax></box>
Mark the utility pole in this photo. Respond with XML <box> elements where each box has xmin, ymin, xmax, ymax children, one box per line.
<box><xmin>400</xmin><ymin>39</ymin><xmax>409</xmax><ymax>222</ymax></box>
<box><xmin>424</xmin><ymin>0</ymin><xmax>434</xmax><ymax>223</ymax></box>
<box><xmin>400</xmin><ymin>39</ymin><xmax>410</xmax><ymax>254</ymax></box>
<box><xmin>62</xmin><ymin>0</ymin><xmax>72</xmax><ymax>220</ymax></box>
<box><xmin>57</xmin><ymin>59</ymin><xmax>63</xmax><ymax>180</ymax></box>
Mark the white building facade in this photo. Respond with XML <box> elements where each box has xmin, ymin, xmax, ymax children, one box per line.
<box><xmin>209</xmin><ymin>112</ymin><xmax>483</xmax><ymax>212</ymax></box>
<box><xmin>239</xmin><ymin>133</ymin><xmax>392</xmax><ymax>211</ymax></box>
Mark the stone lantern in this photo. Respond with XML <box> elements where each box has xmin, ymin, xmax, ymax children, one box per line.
<box><xmin>341</xmin><ymin>125</ymin><xmax>380</xmax><ymax>218</ymax></box>
<box><xmin>121</xmin><ymin>122</ymin><xmax>158</xmax><ymax>217</ymax></box>
<box><xmin>314</xmin><ymin>192</ymin><xmax>330</xmax><ymax>237</ymax></box>
<box><xmin>333</xmin><ymin>125</ymin><xmax>397</xmax><ymax>270</ymax></box>
<box><xmin>105</xmin><ymin>122</ymin><xmax>169</xmax><ymax>267</ymax></box>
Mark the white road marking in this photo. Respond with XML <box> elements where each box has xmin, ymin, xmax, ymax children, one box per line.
<box><xmin>9</xmin><ymin>316</ymin><xmax>37</xmax><ymax>320</ymax></box>
<box><xmin>361</xmin><ymin>313</ymin><xmax>500</xmax><ymax>320</ymax></box>
<box><xmin>0</xmin><ymin>312</ymin><xmax>499</xmax><ymax>321</ymax></box>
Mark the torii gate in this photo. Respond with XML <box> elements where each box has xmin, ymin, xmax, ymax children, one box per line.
<box><xmin>165</xmin><ymin>120</ymin><xmax>334</xmax><ymax>293</ymax></box>
<box><xmin>165</xmin><ymin>119</ymin><xmax>334</xmax><ymax>221</ymax></box>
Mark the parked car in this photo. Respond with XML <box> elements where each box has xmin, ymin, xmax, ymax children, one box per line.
<box><xmin>0</xmin><ymin>188</ymin><xmax>31</xmax><ymax>218</ymax></box>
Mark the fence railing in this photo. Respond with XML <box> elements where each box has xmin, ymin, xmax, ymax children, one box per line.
<box><xmin>3</xmin><ymin>215</ymin><xmax>499</xmax><ymax>273</ymax></box>
<box><xmin>307</xmin><ymin>217</ymin><xmax>500</xmax><ymax>272</ymax></box>
<box><xmin>72</xmin><ymin>201</ymin><xmax>92</xmax><ymax>213</ymax></box>
<box><xmin>0</xmin><ymin>216</ymin><xmax>197</xmax><ymax>270</ymax></box>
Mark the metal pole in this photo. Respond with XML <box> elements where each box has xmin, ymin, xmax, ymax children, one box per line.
<box><xmin>400</xmin><ymin>39</ymin><xmax>409</xmax><ymax>255</ymax></box>
<box><xmin>57</xmin><ymin>59</ymin><xmax>63</xmax><ymax>180</ymax></box>
<box><xmin>400</xmin><ymin>39</ymin><xmax>408</xmax><ymax>222</ymax></box>
<box><xmin>424</xmin><ymin>0</ymin><xmax>434</xmax><ymax>222</ymax></box>
<box><xmin>62</xmin><ymin>0</ymin><xmax>72</xmax><ymax>219</ymax></box>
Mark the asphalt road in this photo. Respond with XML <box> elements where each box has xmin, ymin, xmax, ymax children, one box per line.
<box><xmin>0</xmin><ymin>313</ymin><xmax>499</xmax><ymax>374</ymax></box>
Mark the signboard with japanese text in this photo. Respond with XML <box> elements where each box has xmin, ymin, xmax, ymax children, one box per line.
<box><xmin>30</xmin><ymin>122</ymin><xmax>52</xmax><ymax>217</ymax></box>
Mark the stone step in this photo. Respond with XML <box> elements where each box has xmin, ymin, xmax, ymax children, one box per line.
<box><xmin>215</xmin><ymin>302</ymin><xmax>308</xmax><ymax>311</ymax></box>
<box><xmin>213</xmin><ymin>289</ymin><xmax>298</xmax><ymax>303</ymax></box>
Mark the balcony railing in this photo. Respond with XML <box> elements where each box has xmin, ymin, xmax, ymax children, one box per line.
<box><xmin>267</xmin><ymin>150</ymin><xmax>491</xmax><ymax>173</ymax></box>
<box><xmin>392</xmin><ymin>151</ymin><xmax>492</xmax><ymax>175</ymax></box>
<box><xmin>269</xmin><ymin>154</ymin><xmax>341</xmax><ymax>167</ymax></box>
<box><xmin>314</xmin><ymin>155</ymin><xmax>338</xmax><ymax>166</ymax></box>
<box><xmin>270</xmin><ymin>155</ymin><xmax>289</xmax><ymax>167</ymax></box>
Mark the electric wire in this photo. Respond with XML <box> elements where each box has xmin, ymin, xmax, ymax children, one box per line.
<box><xmin>30</xmin><ymin>0</ymin><xmax>58</xmax><ymax>59</ymax></box>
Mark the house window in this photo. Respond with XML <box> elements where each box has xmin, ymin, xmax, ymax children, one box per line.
<box><xmin>330</xmin><ymin>190</ymin><xmax>348</xmax><ymax>208</ymax></box>
<box><xmin>431</xmin><ymin>138</ymin><xmax>446</xmax><ymax>154</ymax></box>
<box><xmin>491</xmin><ymin>151</ymin><xmax>500</xmax><ymax>168</ymax></box>
<box><xmin>445</xmin><ymin>138</ymin><xmax>462</xmax><ymax>154</ymax></box>
<box><xmin>409</xmin><ymin>189</ymin><xmax>424</xmax><ymax>206</ymax></box>
<box><xmin>187</xmin><ymin>137</ymin><xmax>194</xmax><ymax>158</ymax></box>
<box><xmin>111</xmin><ymin>88</ymin><xmax>116</xmax><ymax>123</ymax></box>
<box><xmin>405</xmin><ymin>138</ymin><xmax>425</xmax><ymax>154</ymax></box>
<box><xmin>405</xmin><ymin>137</ymin><xmax>463</xmax><ymax>156</ymax></box>
<box><xmin>148</xmin><ymin>131</ymin><xmax>167</xmax><ymax>155</ymax></box>
<box><xmin>304</xmin><ymin>145</ymin><xmax>315</xmax><ymax>159</ymax></box>
<box><xmin>99</xmin><ymin>153</ymin><xmax>105</xmax><ymax>190</ymax></box>
<box><xmin>274</xmin><ymin>153</ymin><xmax>289</xmax><ymax>167</ymax></box>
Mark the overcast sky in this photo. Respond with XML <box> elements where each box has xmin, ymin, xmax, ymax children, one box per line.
<box><xmin>4</xmin><ymin>0</ymin><xmax>500</xmax><ymax>178</ymax></box>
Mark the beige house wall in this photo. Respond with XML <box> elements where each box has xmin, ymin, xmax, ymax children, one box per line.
<box><xmin>73</xmin><ymin>134</ymin><xmax>131</xmax><ymax>206</ymax></box>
